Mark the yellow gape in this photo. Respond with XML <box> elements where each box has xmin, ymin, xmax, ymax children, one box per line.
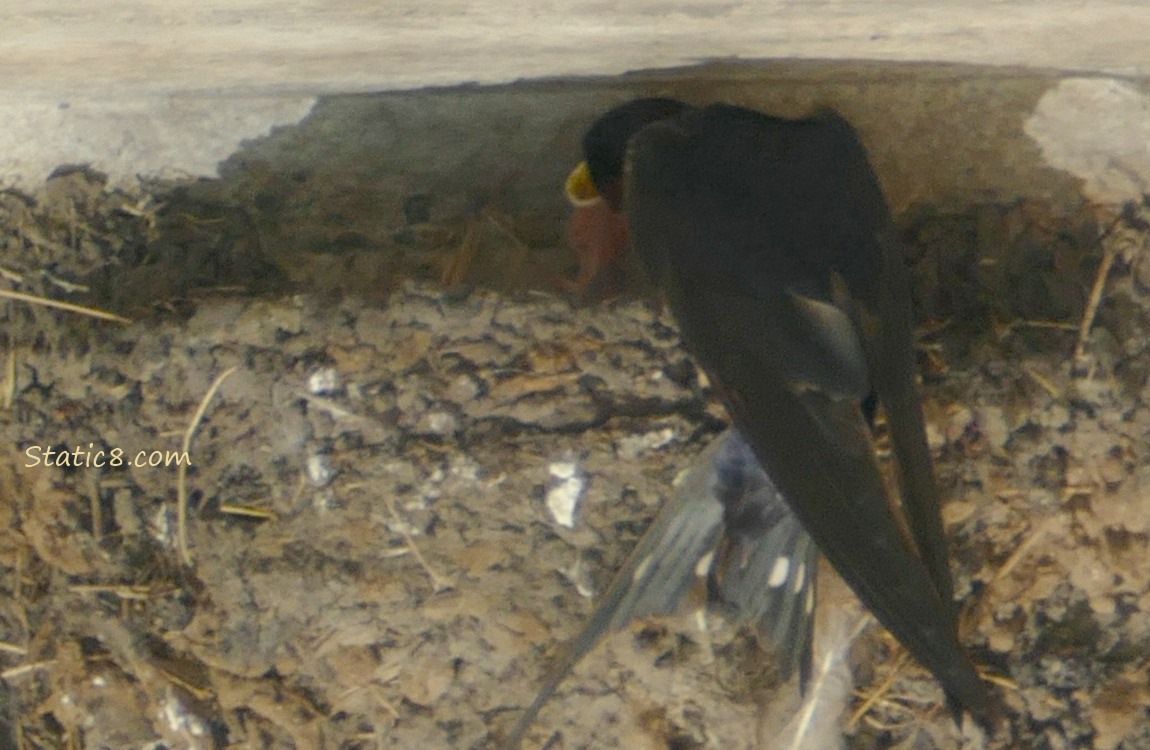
<box><xmin>564</xmin><ymin>161</ymin><xmax>600</xmax><ymax>206</ymax></box>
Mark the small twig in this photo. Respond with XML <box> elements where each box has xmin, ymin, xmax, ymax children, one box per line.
<box><xmin>117</xmin><ymin>195</ymin><xmax>166</xmax><ymax>235</ymax></box>
<box><xmin>1011</xmin><ymin>319</ymin><xmax>1079</xmax><ymax>331</ymax></box>
<box><xmin>157</xmin><ymin>665</ymin><xmax>213</xmax><ymax>700</ymax></box>
<box><xmin>849</xmin><ymin>651</ymin><xmax>910</xmax><ymax>728</ymax></box>
<box><xmin>0</xmin><ymin>641</ymin><xmax>27</xmax><ymax>656</ymax></box>
<box><xmin>219</xmin><ymin>504</ymin><xmax>277</xmax><ymax>520</ymax></box>
<box><xmin>995</xmin><ymin>318</ymin><xmax>1079</xmax><ymax>343</ymax></box>
<box><xmin>1060</xmin><ymin>483</ymin><xmax>1096</xmax><ymax>503</ymax></box>
<box><xmin>176</xmin><ymin>365</ymin><xmax>238</xmax><ymax>567</ymax></box>
<box><xmin>40</xmin><ymin>271</ymin><xmax>89</xmax><ymax>294</ymax></box>
<box><xmin>383</xmin><ymin>495</ymin><xmax>452</xmax><ymax>593</ymax></box>
<box><xmin>334</xmin><ymin>685</ymin><xmax>402</xmax><ymax>721</ymax></box>
<box><xmin>484</xmin><ymin>210</ymin><xmax>534</xmax><ymax>283</ymax></box>
<box><xmin>300</xmin><ymin>393</ymin><xmax>359</xmax><ymax>421</ymax></box>
<box><xmin>0</xmin><ymin>659</ymin><xmax>55</xmax><ymax>680</ymax></box>
<box><xmin>1023</xmin><ymin>365</ymin><xmax>1060</xmax><ymax>398</ymax></box>
<box><xmin>0</xmin><ymin>288</ymin><xmax>130</xmax><ymax>324</ymax></box>
<box><xmin>1072</xmin><ymin>211</ymin><xmax>1130</xmax><ymax>369</ymax></box>
<box><xmin>981</xmin><ymin>672</ymin><xmax>1018</xmax><ymax>691</ymax></box>
<box><xmin>482</xmin><ymin>210</ymin><xmax>529</xmax><ymax>251</ymax></box>
<box><xmin>1074</xmin><ymin>243</ymin><xmax>1118</xmax><ymax>367</ymax></box>
<box><xmin>993</xmin><ymin>518</ymin><xmax>1055</xmax><ymax>585</ymax></box>
<box><xmin>287</xmin><ymin>471</ymin><xmax>308</xmax><ymax>511</ymax></box>
<box><xmin>441</xmin><ymin>220</ymin><xmax>479</xmax><ymax>287</ymax></box>
<box><xmin>370</xmin><ymin>685</ymin><xmax>402</xmax><ymax>720</ymax></box>
<box><xmin>860</xmin><ymin>706</ymin><xmax>918</xmax><ymax>731</ymax></box>
<box><xmin>68</xmin><ymin>584</ymin><xmax>157</xmax><ymax>601</ymax></box>
<box><xmin>16</xmin><ymin>225</ymin><xmax>72</xmax><ymax>256</ymax></box>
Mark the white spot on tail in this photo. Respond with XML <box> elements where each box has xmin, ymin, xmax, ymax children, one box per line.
<box><xmin>694</xmin><ymin>550</ymin><xmax>715</xmax><ymax>577</ymax></box>
<box><xmin>768</xmin><ymin>556</ymin><xmax>790</xmax><ymax>587</ymax></box>
<box><xmin>792</xmin><ymin>561</ymin><xmax>806</xmax><ymax>593</ymax></box>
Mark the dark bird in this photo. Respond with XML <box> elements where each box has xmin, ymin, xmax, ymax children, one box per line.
<box><xmin>508</xmin><ymin>97</ymin><xmax>990</xmax><ymax>743</ymax></box>
<box><xmin>501</xmin><ymin>428</ymin><xmax>817</xmax><ymax>748</ymax></box>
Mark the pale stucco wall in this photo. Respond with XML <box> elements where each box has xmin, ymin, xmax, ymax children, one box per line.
<box><xmin>1</xmin><ymin>2</ymin><xmax>1149</xmax><ymax>207</ymax></box>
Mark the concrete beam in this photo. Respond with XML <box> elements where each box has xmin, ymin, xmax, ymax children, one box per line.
<box><xmin>2</xmin><ymin>2</ymin><xmax>1149</xmax><ymax>208</ymax></box>
<box><xmin>3</xmin><ymin>2</ymin><xmax>1150</xmax><ymax>98</ymax></box>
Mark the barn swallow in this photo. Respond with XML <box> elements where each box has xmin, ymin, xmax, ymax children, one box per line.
<box><xmin>501</xmin><ymin>428</ymin><xmax>817</xmax><ymax>748</ymax></box>
<box><xmin>557</xmin><ymin>99</ymin><xmax>989</xmax><ymax>718</ymax></box>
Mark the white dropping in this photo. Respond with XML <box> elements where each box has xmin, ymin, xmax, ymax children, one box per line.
<box><xmin>549</xmin><ymin>461</ymin><xmax>578</xmax><ymax>481</ymax></box>
<box><xmin>150</xmin><ymin>505</ymin><xmax>172</xmax><ymax>546</ymax></box>
<box><xmin>307</xmin><ymin>367</ymin><xmax>341</xmax><ymax>395</ymax></box>
<box><xmin>805</xmin><ymin>586</ymin><xmax>815</xmax><ymax>614</ymax></box>
<box><xmin>162</xmin><ymin>694</ymin><xmax>209</xmax><ymax>737</ymax></box>
<box><xmin>306</xmin><ymin>453</ymin><xmax>335</xmax><ymax>487</ymax></box>
<box><xmin>616</xmin><ymin>427</ymin><xmax>676</xmax><ymax>460</ymax></box>
<box><xmin>767</xmin><ymin>556</ymin><xmax>790</xmax><ymax>588</ymax></box>
<box><xmin>546</xmin><ymin>460</ymin><xmax>584</xmax><ymax>529</ymax></box>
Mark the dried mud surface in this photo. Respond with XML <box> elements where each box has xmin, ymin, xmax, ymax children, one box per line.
<box><xmin>0</xmin><ymin>171</ymin><xmax>1149</xmax><ymax>749</ymax></box>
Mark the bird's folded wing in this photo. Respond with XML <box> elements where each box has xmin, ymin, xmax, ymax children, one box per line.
<box><xmin>624</xmin><ymin>107</ymin><xmax>986</xmax><ymax>714</ymax></box>
<box><xmin>671</xmin><ymin>282</ymin><xmax>985</xmax><ymax>713</ymax></box>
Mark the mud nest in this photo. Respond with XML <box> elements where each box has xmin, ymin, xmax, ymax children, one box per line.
<box><xmin>0</xmin><ymin>170</ymin><xmax>1149</xmax><ymax>749</ymax></box>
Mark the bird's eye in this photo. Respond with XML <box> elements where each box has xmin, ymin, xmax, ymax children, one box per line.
<box><xmin>565</xmin><ymin>161</ymin><xmax>601</xmax><ymax>207</ymax></box>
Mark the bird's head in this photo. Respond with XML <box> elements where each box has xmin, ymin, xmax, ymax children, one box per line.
<box><xmin>562</xmin><ymin>98</ymin><xmax>689</xmax><ymax>295</ymax></box>
<box><xmin>567</xmin><ymin>97</ymin><xmax>690</xmax><ymax>211</ymax></box>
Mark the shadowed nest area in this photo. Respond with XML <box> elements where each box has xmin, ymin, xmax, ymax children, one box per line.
<box><xmin>0</xmin><ymin>155</ymin><xmax>1149</xmax><ymax>750</ymax></box>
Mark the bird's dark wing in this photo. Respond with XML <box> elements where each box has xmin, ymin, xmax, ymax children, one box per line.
<box><xmin>864</xmin><ymin>225</ymin><xmax>958</xmax><ymax>610</ymax></box>
<box><xmin>624</xmin><ymin>105</ymin><xmax>987</xmax><ymax>714</ymax></box>
<box><xmin>500</xmin><ymin>429</ymin><xmax>815</xmax><ymax>748</ymax></box>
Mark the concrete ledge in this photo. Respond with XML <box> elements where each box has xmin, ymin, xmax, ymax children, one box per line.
<box><xmin>3</xmin><ymin>2</ymin><xmax>1150</xmax><ymax>98</ymax></box>
<box><xmin>3</xmin><ymin>3</ymin><xmax>1150</xmax><ymax>210</ymax></box>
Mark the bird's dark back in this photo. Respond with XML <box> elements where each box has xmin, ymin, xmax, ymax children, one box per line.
<box><xmin>627</xmin><ymin>104</ymin><xmax>891</xmax><ymax>304</ymax></box>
